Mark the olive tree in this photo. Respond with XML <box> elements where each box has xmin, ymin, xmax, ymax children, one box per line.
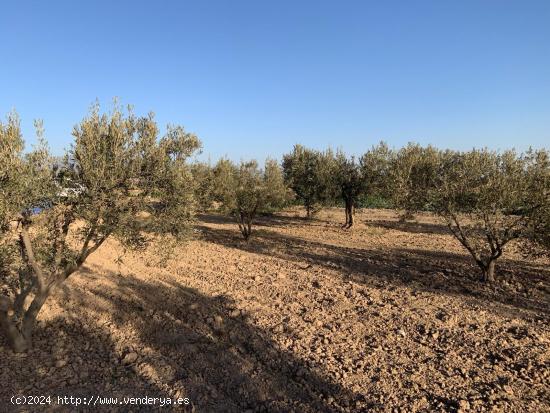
<box><xmin>234</xmin><ymin>161</ymin><xmax>265</xmax><ymax>240</ymax></box>
<box><xmin>190</xmin><ymin>162</ymin><xmax>215</xmax><ymax>212</ymax></box>
<box><xmin>519</xmin><ymin>149</ymin><xmax>550</xmax><ymax>257</ymax></box>
<box><xmin>389</xmin><ymin>143</ymin><xmax>440</xmax><ymax>220</ymax></box>
<box><xmin>282</xmin><ymin>145</ymin><xmax>334</xmax><ymax>218</ymax></box>
<box><xmin>360</xmin><ymin>141</ymin><xmax>394</xmax><ymax>204</ymax></box>
<box><xmin>263</xmin><ymin>159</ymin><xmax>293</xmax><ymax>213</ymax></box>
<box><xmin>429</xmin><ymin>148</ymin><xmax>549</xmax><ymax>282</ymax></box>
<box><xmin>213</xmin><ymin>159</ymin><xmax>290</xmax><ymax>241</ymax></box>
<box><xmin>0</xmin><ymin>103</ymin><xmax>200</xmax><ymax>352</ymax></box>
<box><xmin>0</xmin><ymin>114</ymin><xmax>55</xmax><ymax>354</ymax></box>
<box><xmin>333</xmin><ymin>152</ymin><xmax>364</xmax><ymax>228</ymax></box>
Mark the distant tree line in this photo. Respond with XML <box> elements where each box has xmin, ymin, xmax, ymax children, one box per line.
<box><xmin>193</xmin><ymin>143</ymin><xmax>550</xmax><ymax>284</ymax></box>
<box><xmin>1</xmin><ymin>102</ymin><xmax>549</xmax><ymax>352</ymax></box>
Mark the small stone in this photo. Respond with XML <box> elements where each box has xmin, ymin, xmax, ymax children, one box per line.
<box><xmin>458</xmin><ymin>399</ymin><xmax>470</xmax><ymax>411</ymax></box>
<box><xmin>122</xmin><ymin>352</ymin><xmax>138</xmax><ymax>365</ymax></box>
<box><xmin>55</xmin><ymin>359</ymin><xmax>67</xmax><ymax>368</ymax></box>
<box><xmin>295</xmin><ymin>367</ymin><xmax>307</xmax><ymax>377</ymax></box>
<box><xmin>273</xmin><ymin>324</ymin><xmax>284</xmax><ymax>333</ymax></box>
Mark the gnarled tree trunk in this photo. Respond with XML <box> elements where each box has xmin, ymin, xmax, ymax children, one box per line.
<box><xmin>0</xmin><ymin>217</ymin><xmax>108</xmax><ymax>352</ymax></box>
<box><xmin>478</xmin><ymin>259</ymin><xmax>496</xmax><ymax>283</ymax></box>
<box><xmin>237</xmin><ymin>207</ymin><xmax>257</xmax><ymax>242</ymax></box>
<box><xmin>0</xmin><ymin>285</ymin><xmax>53</xmax><ymax>353</ymax></box>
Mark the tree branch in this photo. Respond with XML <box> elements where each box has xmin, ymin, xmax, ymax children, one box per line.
<box><xmin>18</xmin><ymin>225</ymin><xmax>47</xmax><ymax>294</ymax></box>
<box><xmin>54</xmin><ymin>208</ymin><xmax>73</xmax><ymax>268</ymax></box>
<box><xmin>61</xmin><ymin>232</ymin><xmax>109</xmax><ymax>280</ymax></box>
<box><xmin>0</xmin><ymin>295</ymin><xmax>13</xmax><ymax>313</ymax></box>
<box><xmin>14</xmin><ymin>270</ymin><xmax>34</xmax><ymax>319</ymax></box>
<box><xmin>446</xmin><ymin>212</ymin><xmax>482</xmax><ymax>265</ymax></box>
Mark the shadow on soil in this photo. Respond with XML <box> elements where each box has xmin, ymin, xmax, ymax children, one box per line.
<box><xmin>364</xmin><ymin>218</ymin><xmax>451</xmax><ymax>236</ymax></box>
<box><xmin>0</xmin><ymin>265</ymin><xmax>365</xmax><ymax>412</ymax></box>
<box><xmin>197</xmin><ymin>215</ymin><xmax>550</xmax><ymax>320</ymax></box>
<box><xmin>198</xmin><ymin>213</ymin><xmax>324</xmax><ymax>229</ymax></box>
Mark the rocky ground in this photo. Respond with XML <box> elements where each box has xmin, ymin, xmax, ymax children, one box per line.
<box><xmin>1</xmin><ymin>208</ymin><xmax>549</xmax><ymax>412</ymax></box>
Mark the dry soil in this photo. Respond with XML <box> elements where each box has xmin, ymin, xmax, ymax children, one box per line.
<box><xmin>1</xmin><ymin>208</ymin><xmax>549</xmax><ymax>412</ymax></box>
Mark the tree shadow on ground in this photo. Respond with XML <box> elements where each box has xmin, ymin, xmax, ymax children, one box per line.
<box><xmin>196</xmin><ymin>223</ymin><xmax>550</xmax><ymax>321</ymax></box>
<box><xmin>364</xmin><ymin>218</ymin><xmax>451</xmax><ymax>236</ymax></box>
<box><xmin>0</xmin><ymin>310</ymin><xmax>177</xmax><ymax>412</ymax></box>
<box><xmin>1</xmin><ymin>264</ymin><xmax>367</xmax><ymax>412</ymax></box>
<box><xmin>198</xmin><ymin>213</ymin><xmax>325</xmax><ymax>229</ymax></box>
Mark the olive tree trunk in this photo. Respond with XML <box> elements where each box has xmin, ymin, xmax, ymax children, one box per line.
<box><xmin>237</xmin><ymin>207</ymin><xmax>257</xmax><ymax>242</ymax></box>
<box><xmin>1</xmin><ymin>222</ymin><xmax>108</xmax><ymax>352</ymax></box>
<box><xmin>305</xmin><ymin>203</ymin><xmax>312</xmax><ymax>219</ymax></box>
<box><xmin>0</xmin><ymin>286</ymin><xmax>53</xmax><ymax>352</ymax></box>
<box><xmin>445</xmin><ymin>214</ymin><xmax>505</xmax><ymax>283</ymax></box>
<box><xmin>343</xmin><ymin>197</ymin><xmax>354</xmax><ymax>229</ymax></box>
<box><xmin>478</xmin><ymin>259</ymin><xmax>496</xmax><ymax>283</ymax></box>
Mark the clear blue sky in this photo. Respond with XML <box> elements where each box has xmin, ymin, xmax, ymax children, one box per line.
<box><xmin>1</xmin><ymin>0</ymin><xmax>549</xmax><ymax>161</ymax></box>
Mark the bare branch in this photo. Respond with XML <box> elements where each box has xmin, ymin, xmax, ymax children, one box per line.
<box><xmin>447</xmin><ymin>212</ymin><xmax>479</xmax><ymax>261</ymax></box>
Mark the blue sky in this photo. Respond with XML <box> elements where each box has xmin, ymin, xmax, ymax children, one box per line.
<box><xmin>1</xmin><ymin>0</ymin><xmax>549</xmax><ymax>161</ymax></box>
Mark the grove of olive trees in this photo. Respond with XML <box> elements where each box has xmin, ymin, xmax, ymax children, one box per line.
<box><xmin>1</xmin><ymin>103</ymin><xmax>549</xmax><ymax>354</ymax></box>
<box><xmin>280</xmin><ymin>142</ymin><xmax>549</xmax><ymax>281</ymax></box>
<box><xmin>3</xmin><ymin>4</ymin><xmax>550</xmax><ymax>410</ymax></box>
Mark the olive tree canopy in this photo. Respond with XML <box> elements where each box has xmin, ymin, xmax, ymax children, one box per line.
<box><xmin>282</xmin><ymin>145</ymin><xmax>334</xmax><ymax>218</ymax></box>
<box><xmin>428</xmin><ymin>148</ymin><xmax>549</xmax><ymax>282</ymax></box>
<box><xmin>0</xmin><ymin>103</ymin><xmax>200</xmax><ymax>352</ymax></box>
<box><xmin>212</xmin><ymin>158</ymin><xmax>291</xmax><ymax>240</ymax></box>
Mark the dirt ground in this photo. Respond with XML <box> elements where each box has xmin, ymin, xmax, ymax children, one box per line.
<box><xmin>1</xmin><ymin>208</ymin><xmax>549</xmax><ymax>412</ymax></box>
